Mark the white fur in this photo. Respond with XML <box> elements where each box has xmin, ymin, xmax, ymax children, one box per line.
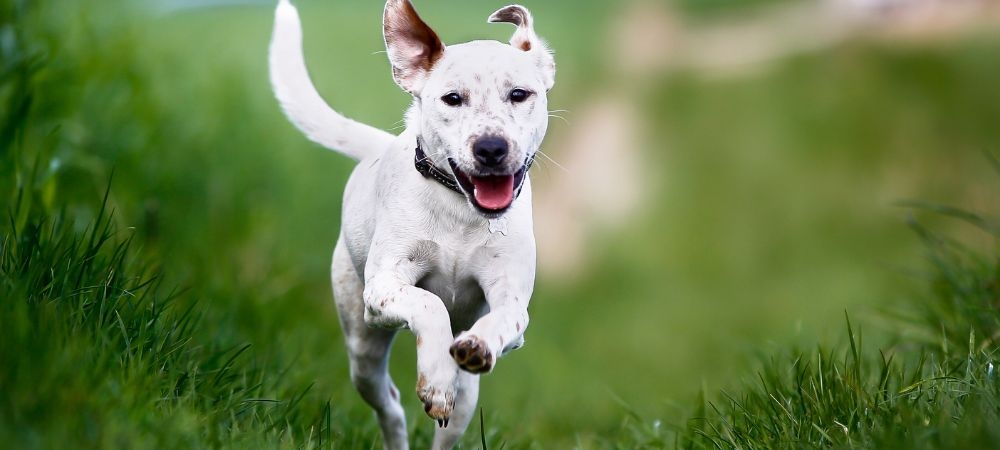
<box><xmin>269</xmin><ymin>1</ymin><xmax>554</xmax><ymax>449</ymax></box>
<box><xmin>269</xmin><ymin>0</ymin><xmax>395</xmax><ymax>160</ymax></box>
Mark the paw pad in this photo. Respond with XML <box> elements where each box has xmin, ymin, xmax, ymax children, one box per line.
<box><xmin>449</xmin><ymin>336</ymin><xmax>493</xmax><ymax>373</ymax></box>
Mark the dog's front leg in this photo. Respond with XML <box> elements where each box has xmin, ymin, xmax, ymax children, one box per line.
<box><xmin>450</xmin><ymin>274</ymin><xmax>531</xmax><ymax>374</ymax></box>
<box><xmin>363</xmin><ymin>265</ymin><xmax>459</xmax><ymax>423</ymax></box>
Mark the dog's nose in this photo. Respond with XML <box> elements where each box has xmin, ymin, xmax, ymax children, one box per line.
<box><xmin>473</xmin><ymin>136</ymin><xmax>509</xmax><ymax>167</ymax></box>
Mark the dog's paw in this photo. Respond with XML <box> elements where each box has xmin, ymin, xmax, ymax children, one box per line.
<box><xmin>416</xmin><ymin>373</ymin><xmax>456</xmax><ymax>423</ymax></box>
<box><xmin>449</xmin><ymin>334</ymin><xmax>495</xmax><ymax>373</ymax></box>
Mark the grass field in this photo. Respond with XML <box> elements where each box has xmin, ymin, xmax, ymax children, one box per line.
<box><xmin>2</xmin><ymin>0</ymin><xmax>999</xmax><ymax>448</ymax></box>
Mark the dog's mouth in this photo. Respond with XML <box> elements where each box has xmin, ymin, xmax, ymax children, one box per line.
<box><xmin>448</xmin><ymin>159</ymin><xmax>527</xmax><ymax>216</ymax></box>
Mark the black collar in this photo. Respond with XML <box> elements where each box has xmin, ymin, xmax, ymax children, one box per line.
<box><xmin>414</xmin><ymin>143</ymin><xmax>463</xmax><ymax>195</ymax></box>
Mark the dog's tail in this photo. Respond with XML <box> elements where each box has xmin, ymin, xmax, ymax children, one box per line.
<box><xmin>269</xmin><ymin>0</ymin><xmax>395</xmax><ymax>161</ymax></box>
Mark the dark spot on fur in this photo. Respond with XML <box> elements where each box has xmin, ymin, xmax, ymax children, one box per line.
<box><xmin>490</xmin><ymin>6</ymin><xmax>529</xmax><ymax>27</ymax></box>
<box><xmin>408</xmin><ymin>240</ymin><xmax>440</xmax><ymax>266</ymax></box>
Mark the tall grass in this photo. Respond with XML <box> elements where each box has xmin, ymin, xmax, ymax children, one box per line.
<box><xmin>0</xmin><ymin>176</ymin><xmax>349</xmax><ymax>448</ymax></box>
<box><xmin>612</xmin><ymin>189</ymin><xmax>1000</xmax><ymax>449</ymax></box>
<box><xmin>0</xmin><ymin>2</ymin><xmax>343</xmax><ymax>448</ymax></box>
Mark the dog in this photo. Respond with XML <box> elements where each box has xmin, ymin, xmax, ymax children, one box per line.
<box><xmin>268</xmin><ymin>0</ymin><xmax>555</xmax><ymax>448</ymax></box>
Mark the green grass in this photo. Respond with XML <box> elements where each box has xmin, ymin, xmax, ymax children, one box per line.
<box><xmin>1</xmin><ymin>1</ymin><xmax>363</xmax><ymax>447</ymax></box>
<box><xmin>686</xmin><ymin>221</ymin><xmax>1000</xmax><ymax>448</ymax></box>
<box><xmin>3</xmin><ymin>0</ymin><xmax>1000</xmax><ymax>447</ymax></box>
<box><xmin>0</xmin><ymin>16</ymin><xmax>333</xmax><ymax>446</ymax></box>
<box><xmin>668</xmin><ymin>207</ymin><xmax>1000</xmax><ymax>449</ymax></box>
<box><xmin>596</xmin><ymin>194</ymin><xmax>1000</xmax><ymax>448</ymax></box>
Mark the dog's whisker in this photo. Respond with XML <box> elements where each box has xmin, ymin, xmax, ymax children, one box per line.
<box><xmin>423</xmin><ymin>148</ymin><xmax>447</xmax><ymax>161</ymax></box>
<box><xmin>388</xmin><ymin>119</ymin><xmax>406</xmax><ymax>132</ymax></box>
<box><xmin>548</xmin><ymin>113</ymin><xmax>570</xmax><ymax>125</ymax></box>
<box><xmin>548</xmin><ymin>109</ymin><xmax>571</xmax><ymax>121</ymax></box>
<box><xmin>415</xmin><ymin>154</ymin><xmax>433</xmax><ymax>165</ymax></box>
<box><xmin>535</xmin><ymin>150</ymin><xmax>568</xmax><ymax>173</ymax></box>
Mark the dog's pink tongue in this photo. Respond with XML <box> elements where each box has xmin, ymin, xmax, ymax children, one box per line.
<box><xmin>471</xmin><ymin>175</ymin><xmax>515</xmax><ymax>210</ymax></box>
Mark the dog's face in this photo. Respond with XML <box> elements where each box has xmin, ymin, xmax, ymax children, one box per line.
<box><xmin>419</xmin><ymin>42</ymin><xmax>550</xmax><ymax>216</ymax></box>
<box><xmin>384</xmin><ymin>1</ymin><xmax>555</xmax><ymax>216</ymax></box>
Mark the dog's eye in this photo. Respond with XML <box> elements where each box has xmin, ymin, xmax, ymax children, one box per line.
<box><xmin>441</xmin><ymin>92</ymin><xmax>463</xmax><ymax>107</ymax></box>
<box><xmin>508</xmin><ymin>88</ymin><xmax>531</xmax><ymax>103</ymax></box>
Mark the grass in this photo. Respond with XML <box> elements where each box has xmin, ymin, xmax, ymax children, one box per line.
<box><xmin>597</xmin><ymin>192</ymin><xmax>1000</xmax><ymax>449</ymax></box>
<box><xmin>0</xmin><ymin>2</ymin><xmax>363</xmax><ymax>447</ymax></box>
<box><xmin>0</xmin><ymin>181</ymin><xmax>366</xmax><ymax>448</ymax></box>
<box><xmin>669</xmin><ymin>206</ymin><xmax>1000</xmax><ymax>449</ymax></box>
<box><xmin>0</xmin><ymin>31</ymin><xmax>323</xmax><ymax>449</ymax></box>
<box><xmin>2</xmin><ymin>0</ymin><xmax>1000</xmax><ymax>447</ymax></box>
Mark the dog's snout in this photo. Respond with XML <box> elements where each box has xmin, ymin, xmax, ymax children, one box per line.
<box><xmin>472</xmin><ymin>136</ymin><xmax>509</xmax><ymax>167</ymax></box>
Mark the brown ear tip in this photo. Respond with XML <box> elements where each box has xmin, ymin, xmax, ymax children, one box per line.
<box><xmin>488</xmin><ymin>5</ymin><xmax>530</xmax><ymax>26</ymax></box>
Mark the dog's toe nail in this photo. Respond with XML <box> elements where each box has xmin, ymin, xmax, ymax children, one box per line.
<box><xmin>444</xmin><ymin>418</ymin><xmax>450</xmax><ymax>427</ymax></box>
<box><xmin>424</xmin><ymin>402</ymin><xmax>432</xmax><ymax>413</ymax></box>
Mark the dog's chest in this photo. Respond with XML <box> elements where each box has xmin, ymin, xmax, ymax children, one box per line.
<box><xmin>413</xmin><ymin>235</ymin><xmax>491</xmax><ymax>331</ymax></box>
<box><xmin>417</xmin><ymin>267</ymin><xmax>481</xmax><ymax>308</ymax></box>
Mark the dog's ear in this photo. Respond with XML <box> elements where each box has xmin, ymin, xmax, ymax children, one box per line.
<box><xmin>488</xmin><ymin>5</ymin><xmax>555</xmax><ymax>91</ymax></box>
<box><xmin>384</xmin><ymin>0</ymin><xmax>445</xmax><ymax>94</ymax></box>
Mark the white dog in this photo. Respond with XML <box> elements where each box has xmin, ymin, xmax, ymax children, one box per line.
<box><xmin>269</xmin><ymin>0</ymin><xmax>555</xmax><ymax>448</ymax></box>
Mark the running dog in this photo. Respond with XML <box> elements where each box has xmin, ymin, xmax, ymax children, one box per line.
<box><xmin>269</xmin><ymin>0</ymin><xmax>555</xmax><ymax>448</ymax></box>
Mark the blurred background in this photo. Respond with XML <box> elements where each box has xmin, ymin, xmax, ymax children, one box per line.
<box><xmin>4</xmin><ymin>0</ymin><xmax>1000</xmax><ymax>446</ymax></box>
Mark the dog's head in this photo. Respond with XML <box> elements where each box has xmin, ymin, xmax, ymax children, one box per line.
<box><xmin>384</xmin><ymin>0</ymin><xmax>555</xmax><ymax>217</ymax></box>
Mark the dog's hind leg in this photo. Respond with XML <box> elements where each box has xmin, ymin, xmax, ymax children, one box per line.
<box><xmin>347</xmin><ymin>328</ymin><xmax>407</xmax><ymax>450</ymax></box>
<box><xmin>431</xmin><ymin>371</ymin><xmax>480</xmax><ymax>450</ymax></box>
<box><xmin>332</xmin><ymin>238</ymin><xmax>409</xmax><ymax>450</ymax></box>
